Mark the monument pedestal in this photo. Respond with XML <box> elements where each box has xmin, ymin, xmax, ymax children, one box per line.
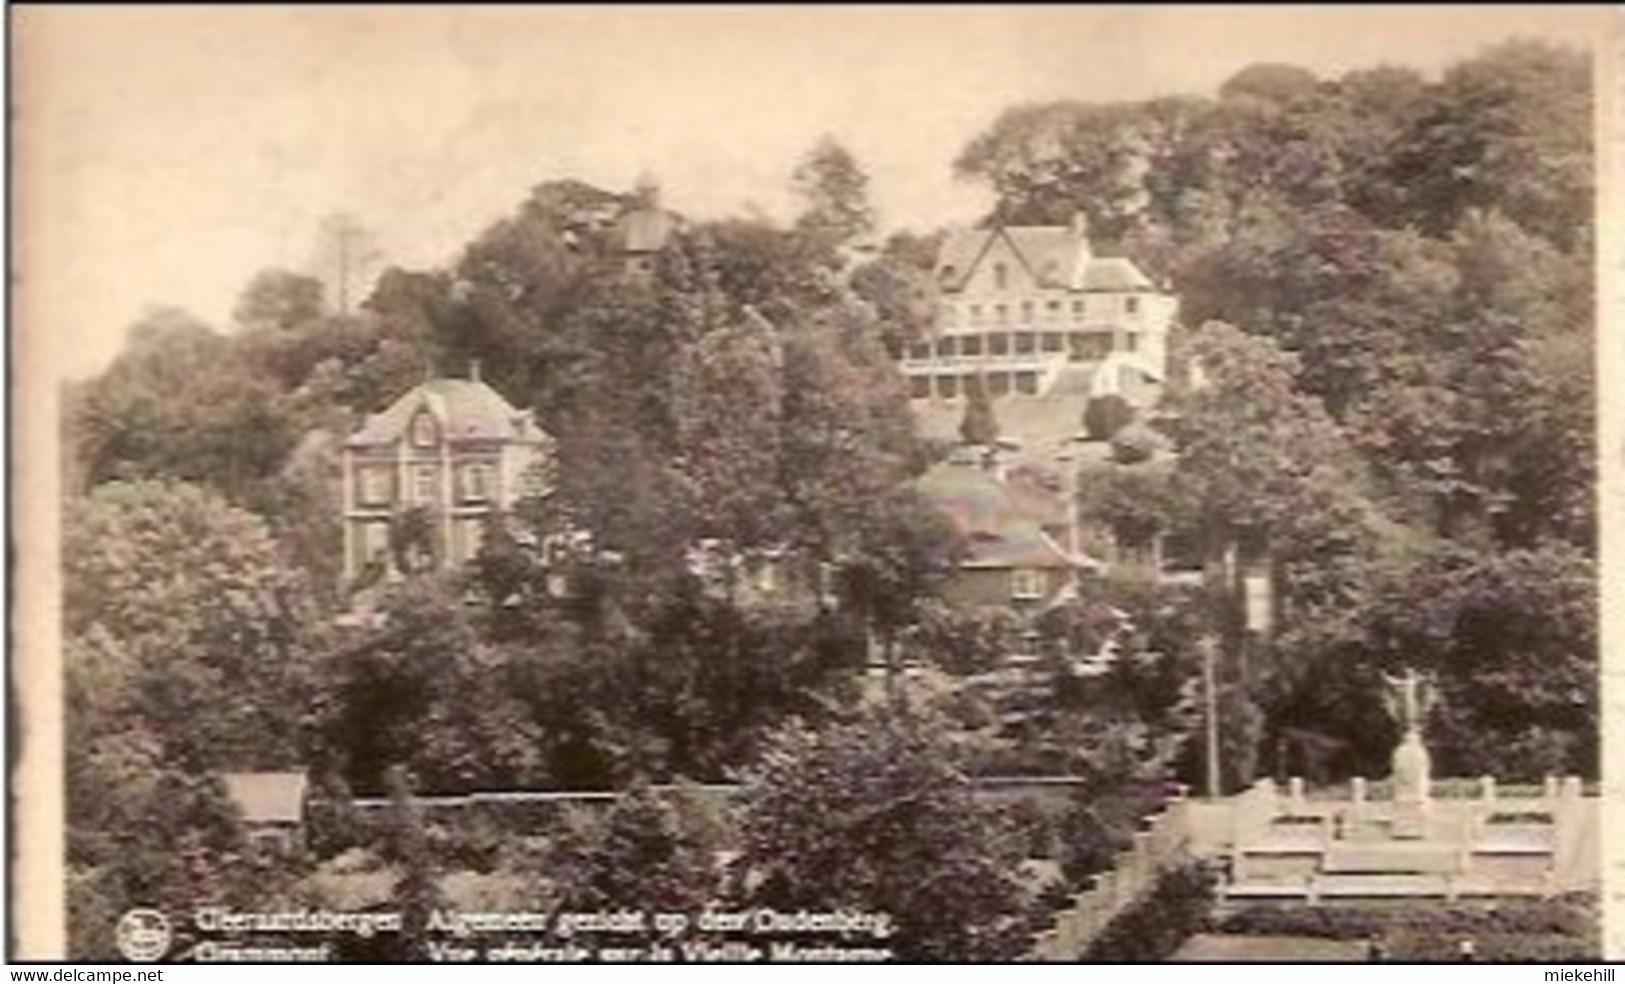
<box><xmin>1390</xmin><ymin>798</ymin><xmax>1431</xmax><ymax>840</ymax></box>
<box><xmin>1389</xmin><ymin>728</ymin><xmax>1432</xmax><ymax>838</ymax></box>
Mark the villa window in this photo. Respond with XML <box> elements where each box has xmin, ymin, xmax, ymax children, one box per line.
<box><xmin>1072</xmin><ymin>300</ymin><xmax>1085</xmax><ymax>318</ymax></box>
<box><xmin>361</xmin><ymin>521</ymin><xmax>391</xmax><ymax>565</ymax></box>
<box><xmin>908</xmin><ymin>342</ymin><xmax>931</xmax><ymax>360</ymax></box>
<box><xmin>1013</xmin><ymin>332</ymin><xmax>1035</xmax><ymax>355</ymax></box>
<box><xmin>938</xmin><ymin>375</ymin><xmax>960</xmax><ymax>399</ymax></box>
<box><xmin>356</xmin><ymin>466</ymin><xmax>393</xmax><ymax>507</ymax></box>
<box><xmin>994</xmin><ymin>304</ymin><xmax>1008</xmax><ymax>324</ymax></box>
<box><xmin>411</xmin><ymin>411</ymin><xmax>438</xmax><ymax>448</ymax></box>
<box><xmin>1020</xmin><ymin>301</ymin><xmax>1034</xmax><ymax>322</ymax></box>
<box><xmin>1011</xmin><ymin>569</ymin><xmax>1045</xmax><ymax>600</ymax></box>
<box><xmin>910</xmin><ymin>376</ymin><xmax>931</xmax><ymax>399</ymax></box>
<box><xmin>994</xmin><ymin>263</ymin><xmax>1008</xmax><ymax>290</ymax></box>
<box><xmin>1125</xmin><ymin>332</ymin><xmax>1139</xmax><ymax>353</ymax></box>
<box><xmin>1015</xmin><ymin>371</ymin><xmax>1039</xmax><ymax>395</ymax></box>
<box><xmin>942</xmin><ymin>304</ymin><xmax>958</xmax><ymax>326</ymax></box>
<box><xmin>969</xmin><ymin>304</ymin><xmax>983</xmax><ymax>323</ymax></box>
<box><xmin>937</xmin><ymin>337</ymin><xmax>959</xmax><ymax>359</ymax></box>
<box><xmin>459</xmin><ymin>462</ymin><xmax>493</xmax><ymax>503</ymax></box>
<box><xmin>989</xmin><ymin>373</ymin><xmax>1011</xmax><ymax>396</ymax></box>
<box><xmin>1126</xmin><ymin>295</ymin><xmax>1140</xmax><ymax>315</ymax></box>
<box><xmin>961</xmin><ymin>335</ymin><xmax>984</xmax><ymax>357</ymax></box>
<box><xmin>989</xmin><ymin>333</ymin><xmax>1010</xmax><ymax>356</ymax></box>
<box><xmin>1041</xmin><ymin>332</ymin><xmax>1063</xmax><ymax>353</ymax></box>
<box><xmin>411</xmin><ymin>464</ymin><xmax>439</xmax><ymax>506</ymax></box>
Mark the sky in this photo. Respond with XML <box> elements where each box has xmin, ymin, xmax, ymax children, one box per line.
<box><xmin>12</xmin><ymin>5</ymin><xmax>1614</xmax><ymax>383</ymax></box>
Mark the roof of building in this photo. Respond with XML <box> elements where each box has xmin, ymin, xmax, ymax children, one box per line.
<box><xmin>619</xmin><ymin>207</ymin><xmax>680</xmax><ymax>253</ymax></box>
<box><xmin>222</xmin><ymin>771</ymin><xmax>308</xmax><ymax>825</ymax></box>
<box><xmin>345</xmin><ymin>377</ymin><xmax>551</xmax><ymax>448</ymax></box>
<box><xmin>933</xmin><ymin>223</ymin><xmax>1159</xmax><ymax>294</ymax></box>
<box><xmin>1079</xmin><ymin>256</ymin><xmax>1155</xmax><ymax>292</ymax></box>
<box><xmin>915</xmin><ymin>455</ymin><xmax>1091</xmax><ymax>571</ymax></box>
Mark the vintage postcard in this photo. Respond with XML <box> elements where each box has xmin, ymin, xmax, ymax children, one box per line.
<box><xmin>9</xmin><ymin>5</ymin><xmax>1622</xmax><ymax>964</ymax></box>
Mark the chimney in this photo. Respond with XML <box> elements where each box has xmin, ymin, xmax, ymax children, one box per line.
<box><xmin>470</xmin><ymin>359</ymin><xmax>482</xmax><ymax>383</ymax></box>
<box><xmin>1070</xmin><ymin>210</ymin><xmax>1091</xmax><ymax>242</ymax></box>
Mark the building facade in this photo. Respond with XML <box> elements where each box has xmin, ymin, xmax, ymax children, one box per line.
<box><xmin>902</xmin><ymin>214</ymin><xmax>1177</xmax><ymax>406</ymax></box>
<box><xmin>341</xmin><ymin>370</ymin><xmax>555</xmax><ymax>584</ymax></box>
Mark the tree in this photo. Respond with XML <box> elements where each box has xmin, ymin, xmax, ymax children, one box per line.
<box><xmin>321</xmin><ymin>574</ymin><xmax>547</xmax><ymax>794</ymax></box>
<box><xmin>233</xmin><ymin>269</ymin><xmax>325</xmax><ymax>332</ymax></box>
<box><xmin>1083</xmin><ymin>393</ymin><xmax>1135</xmax><ymax>441</ymax></box>
<box><xmin>69</xmin><ymin>308</ymin><xmax>298</xmax><ymax>504</ymax></box>
<box><xmin>959</xmin><ymin>377</ymin><xmax>999</xmax><ymax>447</ymax></box>
<box><xmin>835</xmin><ymin>487</ymin><xmax>965</xmax><ymax>703</ymax></box>
<box><xmin>736</xmin><ymin>711</ymin><xmax>1033</xmax><ymax>961</ymax></box>
<box><xmin>791</xmin><ymin>135</ymin><xmax>878</xmax><ymax>251</ymax></box>
<box><xmin>381</xmin><ymin>766</ymin><xmax>441</xmax><ymax>962</ymax></box>
<box><xmin>672</xmin><ymin>311</ymin><xmax>788</xmax><ymax>556</ymax></box>
<box><xmin>549</xmin><ymin>783</ymin><xmax>724</xmax><ymax>938</ymax></box>
<box><xmin>64</xmin><ymin>480</ymin><xmax>317</xmax><ymax>772</ymax></box>
<box><xmin>1218</xmin><ymin>63</ymin><xmax>1320</xmax><ymax>107</ymax></box>
<box><xmin>63</xmin><ymin>480</ymin><xmax>310</xmax><ymax>958</ymax></box>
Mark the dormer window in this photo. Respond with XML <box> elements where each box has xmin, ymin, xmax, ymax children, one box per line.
<box><xmin>939</xmin><ymin>265</ymin><xmax>957</xmax><ymax>284</ymax></box>
<box><xmin>411</xmin><ymin>411</ymin><xmax>438</xmax><ymax>449</ymax></box>
<box><xmin>993</xmin><ymin>263</ymin><xmax>1009</xmax><ymax>290</ymax></box>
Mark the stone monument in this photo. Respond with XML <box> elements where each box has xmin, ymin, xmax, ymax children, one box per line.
<box><xmin>1382</xmin><ymin>667</ymin><xmax>1436</xmax><ymax>838</ymax></box>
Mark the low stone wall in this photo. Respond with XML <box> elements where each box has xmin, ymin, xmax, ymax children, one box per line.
<box><xmin>1219</xmin><ymin>773</ymin><xmax>1600</xmax><ymax>900</ymax></box>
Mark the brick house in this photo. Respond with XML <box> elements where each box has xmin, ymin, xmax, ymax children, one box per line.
<box><xmin>915</xmin><ymin>447</ymin><xmax>1100</xmax><ymax>618</ymax></box>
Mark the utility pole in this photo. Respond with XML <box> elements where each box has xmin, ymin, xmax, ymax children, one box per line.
<box><xmin>1201</xmin><ymin>632</ymin><xmax>1221</xmax><ymax>800</ymax></box>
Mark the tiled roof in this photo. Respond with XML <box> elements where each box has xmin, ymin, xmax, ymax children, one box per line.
<box><xmin>1079</xmin><ymin>257</ymin><xmax>1155</xmax><ymax>292</ymax></box>
<box><xmin>933</xmin><ymin>224</ymin><xmax>1158</xmax><ymax>294</ymax></box>
<box><xmin>916</xmin><ymin>458</ymin><xmax>1087</xmax><ymax>571</ymax></box>
<box><xmin>222</xmin><ymin>771</ymin><xmax>307</xmax><ymax>825</ymax></box>
<box><xmin>345</xmin><ymin>378</ymin><xmax>550</xmax><ymax>448</ymax></box>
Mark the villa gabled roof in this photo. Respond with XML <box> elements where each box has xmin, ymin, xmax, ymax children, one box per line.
<box><xmin>933</xmin><ymin>224</ymin><xmax>1159</xmax><ymax>294</ymax></box>
<box><xmin>345</xmin><ymin>378</ymin><xmax>551</xmax><ymax>449</ymax></box>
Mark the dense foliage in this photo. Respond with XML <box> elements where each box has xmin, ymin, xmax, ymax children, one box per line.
<box><xmin>59</xmin><ymin>40</ymin><xmax>1598</xmax><ymax>959</ymax></box>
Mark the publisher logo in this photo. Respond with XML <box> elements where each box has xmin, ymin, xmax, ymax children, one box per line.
<box><xmin>115</xmin><ymin>908</ymin><xmax>171</xmax><ymax>962</ymax></box>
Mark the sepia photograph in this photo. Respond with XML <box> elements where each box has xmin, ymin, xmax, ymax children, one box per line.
<box><xmin>8</xmin><ymin>4</ymin><xmax>1620</xmax><ymax>964</ymax></box>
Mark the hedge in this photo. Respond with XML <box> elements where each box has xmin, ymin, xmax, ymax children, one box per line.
<box><xmin>1214</xmin><ymin>897</ymin><xmax>1597</xmax><ymax>941</ymax></box>
<box><xmin>1079</xmin><ymin>861</ymin><xmax>1217</xmax><ymax>961</ymax></box>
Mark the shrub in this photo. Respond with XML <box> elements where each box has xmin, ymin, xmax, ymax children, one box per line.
<box><xmin>1084</xmin><ymin>394</ymin><xmax>1135</xmax><ymax>441</ymax></box>
<box><xmin>1079</xmin><ymin>861</ymin><xmax>1217</xmax><ymax>961</ymax></box>
<box><xmin>1056</xmin><ymin>804</ymin><xmax>1118</xmax><ymax>885</ymax></box>
<box><xmin>1214</xmin><ymin>897</ymin><xmax>1598</xmax><ymax>941</ymax></box>
<box><xmin>1109</xmin><ymin>421</ymin><xmax>1162</xmax><ymax>465</ymax></box>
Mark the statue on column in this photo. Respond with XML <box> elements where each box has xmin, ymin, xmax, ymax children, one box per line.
<box><xmin>1381</xmin><ymin>668</ymin><xmax>1436</xmax><ymax>821</ymax></box>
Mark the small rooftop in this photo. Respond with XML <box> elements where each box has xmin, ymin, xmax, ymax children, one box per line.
<box><xmin>916</xmin><ymin>455</ymin><xmax>1096</xmax><ymax>571</ymax></box>
<box><xmin>222</xmin><ymin>771</ymin><xmax>308</xmax><ymax>825</ymax></box>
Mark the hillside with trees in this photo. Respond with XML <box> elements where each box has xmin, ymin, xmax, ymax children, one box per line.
<box><xmin>59</xmin><ymin>39</ymin><xmax>1597</xmax><ymax>959</ymax></box>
